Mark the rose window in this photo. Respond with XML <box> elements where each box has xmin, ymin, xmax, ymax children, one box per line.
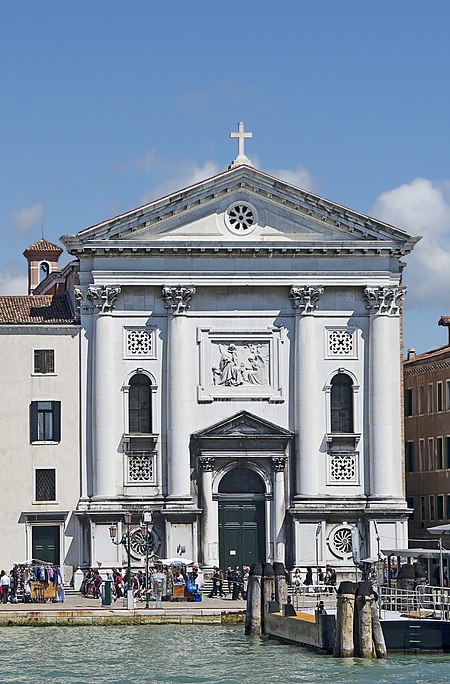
<box><xmin>225</xmin><ymin>202</ymin><xmax>258</xmax><ymax>235</ymax></box>
<box><xmin>329</xmin><ymin>526</ymin><xmax>353</xmax><ymax>559</ymax></box>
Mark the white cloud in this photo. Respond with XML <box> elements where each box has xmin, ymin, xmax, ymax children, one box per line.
<box><xmin>140</xmin><ymin>161</ymin><xmax>221</xmax><ymax>203</ymax></box>
<box><xmin>269</xmin><ymin>166</ymin><xmax>316</xmax><ymax>192</ymax></box>
<box><xmin>371</xmin><ymin>178</ymin><xmax>450</xmax><ymax>309</ymax></box>
<box><xmin>10</xmin><ymin>201</ymin><xmax>44</xmax><ymax>237</ymax></box>
<box><xmin>0</xmin><ymin>262</ymin><xmax>28</xmax><ymax>295</ymax></box>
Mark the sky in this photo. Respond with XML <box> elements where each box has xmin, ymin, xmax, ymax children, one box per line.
<box><xmin>1</xmin><ymin>1</ymin><xmax>450</xmax><ymax>354</ymax></box>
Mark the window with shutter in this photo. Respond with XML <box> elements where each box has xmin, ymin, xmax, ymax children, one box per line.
<box><xmin>34</xmin><ymin>349</ymin><xmax>55</xmax><ymax>374</ymax></box>
<box><xmin>129</xmin><ymin>375</ymin><xmax>152</xmax><ymax>433</ymax></box>
<box><xmin>30</xmin><ymin>401</ymin><xmax>61</xmax><ymax>442</ymax></box>
<box><xmin>330</xmin><ymin>373</ymin><xmax>353</xmax><ymax>433</ymax></box>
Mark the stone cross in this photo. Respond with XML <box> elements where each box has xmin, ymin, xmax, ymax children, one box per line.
<box><xmin>229</xmin><ymin>121</ymin><xmax>253</xmax><ymax>167</ymax></box>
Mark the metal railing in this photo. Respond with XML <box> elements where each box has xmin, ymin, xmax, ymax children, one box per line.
<box><xmin>379</xmin><ymin>585</ymin><xmax>450</xmax><ymax>620</ymax></box>
<box><xmin>290</xmin><ymin>584</ymin><xmax>338</xmax><ymax>611</ymax></box>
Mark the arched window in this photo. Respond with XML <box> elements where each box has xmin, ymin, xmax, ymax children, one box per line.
<box><xmin>331</xmin><ymin>373</ymin><xmax>353</xmax><ymax>433</ymax></box>
<box><xmin>129</xmin><ymin>374</ymin><xmax>152</xmax><ymax>433</ymax></box>
<box><xmin>40</xmin><ymin>262</ymin><xmax>50</xmax><ymax>282</ymax></box>
<box><xmin>218</xmin><ymin>467</ymin><xmax>265</xmax><ymax>494</ymax></box>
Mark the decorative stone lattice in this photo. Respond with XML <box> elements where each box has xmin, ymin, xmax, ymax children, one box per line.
<box><xmin>331</xmin><ymin>527</ymin><xmax>353</xmax><ymax>556</ymax></box>
<box><xmin>126</xmin><ymin>329</ymin><xmax>153</xmax><ymax>357</ymax></box>
<box><xmin>328</xmin><ymin>329</ymin><xmax>353</xmax><ymax>356</ymax></box>
<box><xmin>329</xmin><ymin>452</ymin><xmax>356</xmax><ymax>482</ymax></box>
<box><xmin>128</xmin><ymin>452</ymin><xmax>154</xmax><ymax>483</ymax></box>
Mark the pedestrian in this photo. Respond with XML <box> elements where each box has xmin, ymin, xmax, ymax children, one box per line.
<box><xmin>0</xmin><ymin>571</ymin><xmax>10</xmax><ymax>603</ymax></box>
<box><xmin>218</xmin><ymin>568</ymin><xmax>225</xmax><ymax>597</ymax></box>
<box><xmin>208</xmin><ymin>567</ymin><xmax>220</xmax><ymax>597</ymax></box>
<box><xmin>92</xmin><ymin>570</ymin><xmax>102</xmax><ymax>599</ymax></box>
<box><xmin>292</xmin><ymin>569</ymin><xmax>302</xmax><ymax>595</ymax></box>
<box><xmin>226</xmin><ymin>566</ymin><xmax>233</xmax><ymax>595</ymax></box>
<box><xmin>303</xmin><ymin>566</ymin><xmax>313</xmax><ymax>593</ymax></box>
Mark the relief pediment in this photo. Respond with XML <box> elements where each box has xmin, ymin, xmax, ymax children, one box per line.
<box><xmin>194</xmin><ymin>410</ymin><xmax>293</xmax><ymax>440</ymax></box>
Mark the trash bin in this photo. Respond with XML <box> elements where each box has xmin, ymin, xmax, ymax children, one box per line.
<box><xmin>102</xmin><ymin>579</ymin><xmax>112</xmax><ymax>606</ymax></box>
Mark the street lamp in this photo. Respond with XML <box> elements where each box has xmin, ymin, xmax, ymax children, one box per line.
<box><xmin>140</xmin><ymin>511</ymin><xmax>153</xmax><ymax>609</ymax></box>
<box><xmin>109</xmin><ymin>511</ymin><xmax>134</xmax><ymax>609</ymax></box>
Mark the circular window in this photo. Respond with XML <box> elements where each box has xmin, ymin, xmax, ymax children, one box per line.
<box><xmin>329</xmin><ymin>525</ymin><xmax>353</xmax><ymax>559</ymax></box>
<box><xmin>224</xmin><ymin>202</ymin><xmax>258</xmax><ymax>235</ymax></box>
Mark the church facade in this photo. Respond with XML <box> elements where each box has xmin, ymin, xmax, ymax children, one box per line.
<box><xmin>57</xmin><ymin>157</ymin><xmax>419</xmax><ymax>575</ymax></box>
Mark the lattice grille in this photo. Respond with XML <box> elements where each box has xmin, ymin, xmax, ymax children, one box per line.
<box><xmin>328</xmin><ymin>329</ymin><xmax>353</xmax><ymax>355</ymax></box>
<box><xmin>329</xmin><ymin>452</ymin><xmax>357</xmax><ymax>483</ymax></box>
<box><xmin>127</xmin><ymin>452</ymin><xmax>155</xmax><ymax>484</ymax></box>
<box><xmin>35</xmin><ymin>468</ymin><xmax>56</xmax><ymax>501</ymax></box>
<box><xmin>126</xmin><ymin>329</ymin><xmax>153</xmax><ymax>356</ymax></box>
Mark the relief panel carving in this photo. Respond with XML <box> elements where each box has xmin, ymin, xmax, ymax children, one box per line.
<box><xmin>197</xmin><ymin>327</ymin><xmax>285</xmax><ymax>403</ymax></box>
<box><xmin>325</xmin><ymin>327</ymin><xmax>357</xmax><ymax>360</ymax></box>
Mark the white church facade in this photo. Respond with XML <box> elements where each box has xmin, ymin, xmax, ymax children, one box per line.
<box><xmin>61</xmin><ymin>140</ymin><xmax>419</xmax><ymax>575</ymax></box>
<box><xmin>0</xmin><ymin>131</ymin><xmax>420</xmax><ymax>579</ymax></box>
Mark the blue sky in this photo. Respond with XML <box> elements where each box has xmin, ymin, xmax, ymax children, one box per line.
<box><xmin>1</xmin><ymin>1</ymin><xmax>450</xmax><ymax>353</ymax></box>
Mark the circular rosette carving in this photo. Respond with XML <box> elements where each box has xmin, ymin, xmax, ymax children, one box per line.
<box><xmin>329</xmin><ymin>525</ymin><xmax>353</xmax><ymax>559</ymax></box>
<box><xmin>129</xmin><ymin>527</ymin><xmax>156</xmax><ymax>559</ymax></box>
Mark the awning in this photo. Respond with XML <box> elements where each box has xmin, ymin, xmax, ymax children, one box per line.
<box><xmin>427</xmin><ymin>524</ymin><xmax>450</xmax><ymax>535</ymax></box>
<box><xmin>382</xmin><ymin>548</ymin><xmax>450</xmax><ymax>560</ymax></box>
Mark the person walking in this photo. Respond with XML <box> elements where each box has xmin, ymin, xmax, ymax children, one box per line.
<box><xmin>0</xmin><ymin>571</ymin><xmax>10</xmax><ymax>603</ymax></box>
<box><xmin>208</xmin><ymin>567</ymin><xmax>220</xmax><ymax>597</ymax></box>
<box><xmin>303</xmin><ymin>566</ymin><xmax>313</xmax><ymax>593</ymax></box>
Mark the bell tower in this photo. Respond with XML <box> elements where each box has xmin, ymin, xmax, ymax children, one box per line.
<box><xmin>23</xmin><ymin>239</ymin><xmax>63</xmax><ymax>294</ymax></box>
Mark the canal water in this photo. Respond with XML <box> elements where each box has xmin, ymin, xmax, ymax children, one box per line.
<box><xmin>2</xmin><ymin>624</ymin><xmax>449</xmax><ymax>683</ymax></box>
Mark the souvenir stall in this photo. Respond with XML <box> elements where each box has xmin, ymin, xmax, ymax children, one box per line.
<box><xmin>162</xmin><ymin>559</ymin><xmax>201</xmax><ymax>602</ymax></box>
<box><xmin>14</xmin><ymin>559</ymin><xmax>64</xmax><ymax>603</ymax></box>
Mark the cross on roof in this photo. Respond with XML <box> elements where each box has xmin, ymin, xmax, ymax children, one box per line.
<box><xmin>229</xmin><ymin>121</ymin><xmax>253</xmax><ymax>168</ymax></box>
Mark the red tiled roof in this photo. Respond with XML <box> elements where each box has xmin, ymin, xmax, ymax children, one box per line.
<box><xmin>0</xmin><ymin>295</ymin><xmax>76</xmax><ymax>325</ymax></box>
<box><xmin>23</xmin><ymin>239</ymin><xmax>63</xmax><ymax>254</ymax></box>
<box><xmin>404</xmin><ymin>345</ymin><xmax>450</xmax><ymax>365</ymax></box>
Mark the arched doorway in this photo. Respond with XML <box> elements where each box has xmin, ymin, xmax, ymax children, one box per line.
<box><xmin>218</xmin><ymin>467</ymin><xmax>266</xmax><ymax>569</ymax></box>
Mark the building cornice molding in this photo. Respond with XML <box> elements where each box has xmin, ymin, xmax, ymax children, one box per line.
<box><xmin>404</xmin><ymin>359</ymin><xmax>450</xmax><ymax>376</ymax></box>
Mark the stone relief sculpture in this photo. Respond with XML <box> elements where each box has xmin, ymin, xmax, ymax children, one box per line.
<box><xmin>212</xmin><ymin>342</ymin><xmax>269</xmax><ymax>386</ymax></box>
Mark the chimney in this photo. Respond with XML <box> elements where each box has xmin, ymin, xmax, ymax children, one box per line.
<box><xmin>23</xmin><ymin>239</ymin><xmax>63</xmax><ymax>294</ymax></box>
<box><xmin>407</xmin><ymin>348</ymin><xmax>416</xmax><ymax>361</ymax></box>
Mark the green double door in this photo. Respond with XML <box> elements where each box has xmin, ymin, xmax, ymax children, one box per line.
<box><xmin>219</xmin><ymin>500</ymin><xmax>265</xmax><ymax>569</ymax></box>
<box><xmin>32</xmin><ymin>526</ymin><xmax>60</xmax><ymax>564</ymax></box>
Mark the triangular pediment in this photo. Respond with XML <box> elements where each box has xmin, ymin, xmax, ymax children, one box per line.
<box><xmin>193</xmin><ymin>411</ymin><xmax>293</xmax><ymax>439</ymax></box>
<box><xmin>61</xmin><ymin>165</ymin><xmax>419</xmax><ymax>254</ymax></box>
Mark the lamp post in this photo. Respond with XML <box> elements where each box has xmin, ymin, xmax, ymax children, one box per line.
<box><xmin>109</xmin><ymin>511</ymin><xmax>134</xmax><ymax>609</ymax></box>
<box><xmin>140</xmin><ymin>511</ymin><xmax>153</xmax><ymax>609</ymax></box>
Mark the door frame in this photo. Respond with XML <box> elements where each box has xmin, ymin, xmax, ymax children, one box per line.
<box><xmin>218</xmin><ymin>496</ymin><xmax>266</xmax><ymax>568</ymax></box>
<box><xmin>26</xmin><ymin>522</ymin><xmax>63</xmax><ymax>566</ymax></box>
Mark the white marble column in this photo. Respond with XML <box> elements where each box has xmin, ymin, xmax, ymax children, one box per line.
<box><xmin>199</xmin><ymin>457</ymin><xmax>219</xmax><ymax>567</ymax></box>
<box><xmin>89</xmin><ymin>285</ymin><xmax>122</xmax><ymax>499</ymax></box>
<box><xmin>162</xmin><ymin>285</ymin><xmax>196</xmax><ymax>500</ymax></box>
<box><xmin>290</xmin><ymin>286</ymin><xmax>324</xmax><ymax>497</ymax></box>
<box><xmin>364</xmin><ymin>286</ymin><xmax>405</xmax><ymax>498</ymax></box>
<box><xmin>272</xmin><ymin>456</ymin><xmax>287</xmax><ymax>564</ymax></box>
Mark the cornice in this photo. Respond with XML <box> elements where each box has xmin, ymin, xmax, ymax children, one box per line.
<box><xmin>61</xmin><ymin>165</ymin><xmax>419</xmax><ymax>250</ymax></box>
<box><xmin>66</xmin><ymin>239</ymin><xmax>410</xmax><ymax>258</ymax></box>
<box><xmin>404</xmin><ymin>359</ymin><xmax>450</xmax><ymax>376</ymax></box>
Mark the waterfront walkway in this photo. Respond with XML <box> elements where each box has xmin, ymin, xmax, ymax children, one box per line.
<box><xmin>0</xmin><ymin>593</ymin><xmax>246</xmax><ymax>625</ymax></box>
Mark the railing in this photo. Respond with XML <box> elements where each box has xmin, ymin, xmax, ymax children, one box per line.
<box><xmin>379</xmin><ymin>585</ymin><xmax>450</xmax><ymax>620</ymax></box>
<box><xmin>290</xmin><ymin>584</ymin><xmax>338</xmax><ymax>611</ymax></box>
<box><xmin>289</xmin><ymin>584</ymin><xmax>450</xmax><ymax>622</ymax></box>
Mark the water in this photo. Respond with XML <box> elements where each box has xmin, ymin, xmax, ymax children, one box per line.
<box><xmin>2</xmin><ymin>624</ymin><xmax>449</xmax><ymax>684</ymax></box>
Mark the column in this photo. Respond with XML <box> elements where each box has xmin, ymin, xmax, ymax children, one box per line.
<box><xmin>162</xmin><ymin>285</ymin><xmax>196</xmax><ymax>500</ymax></box>
<box><xmin>290</xmin><ymin>285</ymin><xmax>324</xmax><ymax>497</ymax></box>
<box><xmin>90</xmin><ymin>285</ymin><xmax>121</xmax><ymax>498</ymax></box>
<box><xmin>272</xmin><ymin>456</ymin><xmax>287</xmax><ymax>564</ymax></box>
<box><xmin>364</xmin><ymin>286</ymin><xmax>405</xmax><ymax>498</ymax></box>
<box><xmin>74</xmin><ymin>286</ymin><xmax>94</xmax><ymax>501</ymax></box>
<box><xmin>199</xmin><ymin>457</ymin><xmax>219</xmax><ymax>567</ymax></box>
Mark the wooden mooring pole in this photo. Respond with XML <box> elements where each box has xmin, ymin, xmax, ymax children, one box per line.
<box><xmin>245</xmin><ymin>564</ymin><xmax>263</xmax><ymax>636</ymax></box>
<box><xmin>333</xmin><ymin>581</ymin><xmax>356</xmax><ymax>658</ymax></box>
<box><xmin>273</xmin><ymin>562</ymin><xmax>288</xmax><ymax>610</ymax></box>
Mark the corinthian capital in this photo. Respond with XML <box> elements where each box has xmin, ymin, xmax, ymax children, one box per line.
<box><xmin>271</xmin><ymin>456</ymin><xmax>287</xmax><ymax>472</ymax></box>
<box><xmin>364</xmin><ymin>286</ymin><xmax>406</xmax><ymax>315</ymax></box>
<box><xmin>86</xmin><ymin>284</ymin><xmax>121</xmax><ymax>313</ymax></box>
<box><xmin>162</xmin><ymin>285</ymin><xmax>196</xmax><ymax>314</ymax></box>
<box><xmin>289</xmin><ymin>285</ymin><xmax>324</xmax><ymax>314</ymax></box>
